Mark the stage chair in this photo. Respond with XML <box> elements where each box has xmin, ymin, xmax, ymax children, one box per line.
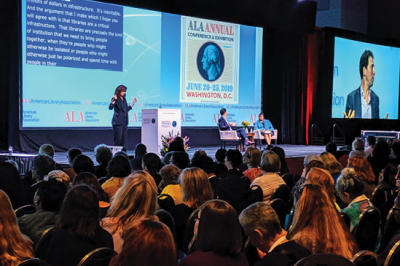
<box><xmin>157</xmin><ymin>194</ymin><xmax>175</xmax><ymax>213</ymax></box>
<box><xmin>17</xmin><ymin>258</ymin><xmax>51</xmax><ymax>266</ymax></box>
<box><xmin>383</xmin><ymin>240</ymin><xmax>400</xmax><ymax>266</ymax></box>
<box><xmin>353</xmin><ymin>207</ymin><xmax>381</xmax><ymax>252</ymax></box>
<box><xmin>155</xmin><ymin>208</ymin><xmax>175</xmax><ymax>236</ymax></box>
<box><xmin>77</xmin><ymin>247</ymin><xmax>117</xmax><ymax>266</ymax></box>
<box><xmin>350</xmin><ymin>250</ymin><xmax>378</xmax><ymax>266</ymax></box>
<box><xmin>35</xmin><ymin>227</ymin><xmax>56</xmax><ymax>259</ymax></box>
<box><xmin>270</xmin><ymin>198</ymin><xmax>287</xmax><ymax>228</ymax></box>
<box><xmin>271</xmin><ymin>129</ymin><xmax>278</xmax><ymax>145</ymax></box>
<box><xmin>217</xmin><ymin>124</ymin><xmax>241</xmax><ymax>149</ymax></box>
<box><xmin>253</xmin><ymin>129</ymin><xmax>278</xmax><ymax>148</ymax></box>
<box><xmin>294</xmin><ymin>253</ymin><xmax>353</xmax><ymax>266</ymax></box>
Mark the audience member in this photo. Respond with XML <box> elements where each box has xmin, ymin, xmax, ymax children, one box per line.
<box><xmin>160</xmin><ymin>164</ymin><xmax>183</xmax><ymax>206</ymax></box>
<box><xmin>336</xmin><ymin>168</ymin><xmax>372</xmax><ymax>231</ymax></box>
<box><xmin>288</xmin><ymin>184</ymin><xmax>358</xmax><ymax>259</ymax></box>
<box><xmin>102</xmin><ymin>155</ymin><xmax>132</xmax><ymax>199</ymax></box>
<box><xmin>72</xmin><ymin>154</ymin><xmax>95</xmax><ymax>175</ymax></box>
<box><xmin>0</xmin><ymin>190</ymin><xmax>34</xmax><ymax>265</ymax></box>
<box><xmin>365</xmin><ymin>136</ymin><xmax>376</xmax><ymax>157</ymax></box>
<box><xmin>38</xmin><ymin>144</ymin><xmax>63</xmax><ymax>171</ymax></box>
<box><xmin>73</xmin><ymin>172</ymin><xmax>109</xmax><ymax>203</ymax></box>
<box><xmin>243</xmin><ymin>148</ymin><xmax>262</xmax><ymax>182</ymax></box>
<box><xmin>215</xmin><ymin>148</ymin><xmax>227</xmax><ymax>164</ymax></box>
<box><xmin>348</xmin><ymin>156</ymin><xmax>376</xmax><ymax>199</ymax></box>
<box><xmin>93</xmin><ymin>144</ymin><xmax>112</xmax><ymax>178</ymax></box>
<box><xmin>63</xmin><ymin>147</ymin><xmax>82</xmax><ymax>181</ymax></box>
<box><xmin>271</xmin><ymin>146</ymin><xmax>295</xmax><ymax>190</ymax></box>
<box><xmin>142</xmin><ymin>153</ymin><xmax>162</xmax><ymax>186</ymax></box>
<box><xmin>46</xmin><ymin>170</ymin><xmax>71</xmax><ymax>188</ymax></box>
<box><xmin>191</xmin><ymin>149</ymin><xmax>207</xmax><ymax>165</ymax></box>
<box><xmin>130</xmin><ymin>143</ymin><xmax>147</xmax><ymax>170</ymax></box>
<box><xmin>43</xmin><ymin>185</ymin><xmax>113</xmax><ymax>266</ymax></box>
<box><xmin>110</xmin><ymin>219</ymin><xmax>176</xmax><ymax>266</ymax></box>
<box><xmin>251</xmin><ymin>151</ymin><xmax>285</xmax><ymax>201</ymax></box>
<box><xmin>217</xmin><ymin>149</ymin><xmax>243</xmax><ymax>179</ymax></box>
<box><xmin>291</xmin><ymin>155</ymin><xmax>324</xmax><ymax>197</ymax></box>
<box><xmin>239</xmin><ymin>202</ymin><xmax>310</xmax><ymax>266</ymax></box>
<box><xmin>192</xmin><ymin>156</ymin><xmax>220</xmax><ymax>198</ymax></box>
<box><xmin>213</xmin><ymin>163</ymin><xmax>228</xmax><ymax>176</ymax></box>
<box><xmin>102</xmin><ymin>171</ymin><xmax>158</xmax><ymax>253</ymax></box>
<box><xmin>180</xmin><ymin>200</ymin><xmax>248</xmax><ymax>266</ymax></box>
<box><xmin>0</xmin><ymin>162</ymin><xmax>27</xmax><ymax>209</ymax></box>
<box><xmin>320</xmin><ymin>152</ymin><xmax>343</xmax><ymax>181</ymax></box>
<box><xmin>368</xmin><ymin>140</ymin><xmax>391</xmax><ymax>183</ymax></box>
<box><xmin>349</xmin><ymin>138</ymin><xmax>366</xmax><ymax>158</ymax></box>
<box><xmin>373</xmin><ymin>163</ymin><xmax>398</xmax><ymax>208</ymax></box>
<box><xmin>171</xmin><ymin>151</ymin><xmax>190</xmax><ymax>170</ymax></box>
<box><xmin>163</xmin><ymin>141</ymin><xmax>185</xmax><ymax>165</ymax></box>
<box><xmin>18</xmin><ymin>179</ymin><xmax>67</xmax><ymax>245</ymax></box>
<box><xmin>325</xmin><ymin>142</ymin><xmax>338</xmax><ymax>158</ymax></box>
<box><xmin>389</xmin><ymin>141</ymin><xmax>400</xmax><ymax>164</ymax></box>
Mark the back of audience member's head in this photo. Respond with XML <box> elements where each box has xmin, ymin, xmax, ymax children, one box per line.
<box><xmin>94</xmin><ymin>144</ymin><xmax>112</xmax><ymax>165</ymax></box>
<box><xmin>73</xmin><ymin>172</ymin><xmax>109</xmax><ymax>202</ymax></box>
<box><xmin>215</xmin><ymin>148</ymin><xmax>226</xmax><ymax>164</ymax></box>
<box><xmin>114</xmin><ymin>151</ymin><xmax>129</xmax><ymax>161</ymax></box>
<box><xmin>171</xmin><ymin>151</ymin><xmax>189</xmax><ymax>170</ymax></box>
<box><xmin>305</xmin><ymin>160</ymin><xmax>325</xmax><ymax>175</ymax></box>
<box><xmin>169</xmin><ymin>141</ymin><xmax>185</xmax><ymax>152</ymax></box>
<box><xmin>348</xmin><ymin>156</ymin><xmax>375</xmax><ymax>183</ymax></box>
<box><xmin>260</xmin><ymin>151</ymin><xmax>281</xmax><ymax>173</ymax></box>
<box><xmin>191</xmin><ymin>150</ymin><xmax>207</xmax><ymax>165</ymax></box>
<box><xmin>0</xmin><ymin>162</ymin><xmax>26</xmax><ymax>208</ymax></box>
<box><xmin>226</xmin><ymin>149</ymin><xmax>243</xmax><ymax>169</ymax></box>
<box><xmin>180</xmin><ymin>167</ymin><xmax>213</xmax><ymax>209</ymax></box>
<box><xmin>367</xmin><ymin>136</ymin><xmax>376</xmax><ymax>147</ymax></box>
<box><xmin>244</xmin><ymin>147</ymin><xmax>262</xmax><ymax>168</ymax></box>
<box><xmin>110</xmin><ymin>219</ymin><xmax>176</xmax><ymax>266</ymax></box>
<box><xmin>67</xmin><ymin>148</ymin><xmax>82</xmax><ymax>165</ymax></box>
<box><xmin>352</xmin><ymin>138</ymin><xmax>365</xmax><ymax>151</ymax></box>
<box><xmin>72</xmin><ymin>155</ymin><xmax>94</xmax><ymax>175</ymax></box>
<box><xmin>107</xmin><ymin>171</ymin><xmax>157</xmax><ymax>230</ymax></box>
<box><xmin>192</xmin><ymin>156</ymin><xmax>214</xmax><ymax>175</ymax></box>
<box><xmin>320</xmin><ymin>152</ymin><xmax>343</xmax><ymax>175</ymax></box>
<box><xmin>213</xmin><ymin>163</ymin><xmax>228</xmax><ymax>176</ymax></box>
<box><xmin>325</xmin><ymin>142</ymin><xmax>338</xmax><ymax>157</ymax></box>
<box><xmin>107</xmin><ymin>155</ymin><xmax>131</xmax><ymax>178</ymax></box>
<box><xmin>57</xmin><ymin>185</ymin><xmax>100</xmax><ymax>237</ymax></box>
<box><xmin>39</xmin><ymin>144</ymin><xmax>55</xmax><ymax>158</ymax></box>
<box><xmin>173</xmin><ymin>137</ymin><xmax>184</xmax><ymax>147</ymax></box>
<box><xmin>270</xmin><ymin>146</ymin><xmax>289</xmax><ymax>174</ymax></box>
<box><xmin>5</xmin><ymin>160</ymin><xmax>18</xmax><ymax>170</ymax></box>
<box><xmin>160</xmin><ymin>164</ymin><xmax>181</xmax><ymax>186</ymax></box>
<box><xmin>304</xmin><ymin>154</ymin><xmax>323</xmax><ymax>166</ymax></box>
<box><xmin>142</xmin><ymin>153</ymin><xmax>161</xmax><ymax>176</ymax></box>
<box><xmin>196</xmin><ymin>200</ymin><xmax>242</xmax><ymax>258</ymax></box>
<box><xmin>47</xmin><ymin>170</ymin><xmax>71</xmax><ymax>188</ymax></box>
<box><xmin>0</xmin><ymin>190</ymin><xmax>34</xmax><ymax>264</ymax></box>
<box><xmin>305</xmin><ymin>167</ymin><xmax>335</xmax><ymax>202</ymax></box>
<box><xmin>393</xmin><ymin>142</ymin><xmax>400</xmax><ymax>157</ymax></box>
<box><xmin>33</xmin><ymin>154</ymin><xmax>56</xmax><ymax>181</ymax></box>
<box><xmin>134</xmin><ymin>143</ymin><xmax>147</xmax><ymax>157</ymax></box>
<box><xmin>372</xmin><ymin>140</ymin><xmax>391</xmax><ymax>158</ymax></box>
<box><xmin>36</xmin><ymin>179</ymin><xmax>68</xmax><ymax>212</ymax></box>
<box><xmin>336</xmin><ymin>168</ymin><xmax>364</xmax><ymax>203</ymax></box>
<box><xmin>381</xmin><ymin>163</ymin><xmax>398</xmax><ymax>187</ymax></box>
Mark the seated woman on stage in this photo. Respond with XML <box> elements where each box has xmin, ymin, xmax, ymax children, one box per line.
<box><xmin>254</xmin><ymin>113</ymin><xmax>274</xmax><ymax>145</ymax></box>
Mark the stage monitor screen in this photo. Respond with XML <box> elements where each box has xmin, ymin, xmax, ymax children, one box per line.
<box><xmin>21</xmin><ymin>0</ymin><xmax>263</xmax><ymax>128</ymax></box>
<box><xmin>332</xmin><ymin>37</ymin><xmax>400</xmax><ymax>119</ymax></box>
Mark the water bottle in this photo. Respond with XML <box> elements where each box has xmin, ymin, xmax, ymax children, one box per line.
<box><xmin>8</xmin><ymin>146</ymin><xmax>13</xmax><ymax>155</ymax></box>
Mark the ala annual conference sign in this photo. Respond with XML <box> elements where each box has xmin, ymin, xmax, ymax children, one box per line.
<box><xmin>180</xmin><ymin>16</ymin><xmax>240</xmax><ymax>104</ymax></box>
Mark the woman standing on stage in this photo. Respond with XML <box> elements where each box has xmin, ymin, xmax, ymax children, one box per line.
<box><xmin>109</xmin><ymin>85</ymin><xmax>137</xmax><ymax>146</ymax></box>
<box><xmin>254</xmin><ymin>113</ymin><xmax>274</xmax><ymax>145</ymax></box>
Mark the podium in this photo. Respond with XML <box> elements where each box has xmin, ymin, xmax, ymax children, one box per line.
<box><xmin>141</xmin><ymin>109</ymin><xmax>181</xmax><ymax>155</ymax></box>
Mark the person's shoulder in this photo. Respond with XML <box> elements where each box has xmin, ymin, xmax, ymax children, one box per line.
<box><xmin>347</xmin><ymin>88</ymin><xmax>359</xmax><ymax>97</ymax></box>
<box><xmin>370</xmin><ymin>89</ymin><xmax>379</xmax><ymax>98</ymax></box>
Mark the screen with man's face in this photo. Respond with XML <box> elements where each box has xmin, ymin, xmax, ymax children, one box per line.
<box><xmin>331</xmin><ymin>37</ymin><xmax>400</xmax><ymax>120</ymax></box>
<box><xmin>20</xmin><ymin>0</ymin><xmax>263</xmax><ymax>128</ymax></box>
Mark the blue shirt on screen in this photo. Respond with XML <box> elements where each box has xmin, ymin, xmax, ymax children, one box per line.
<box><xmin>361</xmin><ymin>87</ymin><xmax>372</xmax><ymax>119</ymax></box>
<box><xmin>254</xmin><ymin>119</ymin><xmax>274</xmax><ymax>136</ymax></box>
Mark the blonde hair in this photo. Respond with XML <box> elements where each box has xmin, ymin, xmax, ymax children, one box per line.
<box><xmin>180</xmin><ymin>167</ymin><xmax>213</xmax><ymax>209</ymax></box>
<box><xmin>0</xmin><ymin>190</ymin><xmax>34</xmax><ymax>266</ymax></box>
<box><xmin>320</xmin><ymin>152</ymin><xmax>343</xmax><ymax>175</ymax></box>
<box><xmin>106</xmin><ymin>171</ymin><xmax>158</xmax><ymax>233</ymax></box>
<box><xmin>305</xmin><ymin>167</ymin><xmax>336</xmax><ymax>202</ymax></box>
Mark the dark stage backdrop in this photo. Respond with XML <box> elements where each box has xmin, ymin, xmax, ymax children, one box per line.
<box><xmin>1</xmin><ymin>0</ymin><xmax>319</xmax><ymax>153</ymax></box>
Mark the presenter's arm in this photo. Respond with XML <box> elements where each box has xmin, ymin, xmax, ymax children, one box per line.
<box><xmin>130</xmin><ymin>97</ymin><xmax>137</xmax><ymax>108</ymax></box>
<box><xmin>109</xmin><ymin>94</ymin><xmax>117</xmax><ymax>110</ymax></box>
<box><xmin>254</xmin><ymin>120</ymin><xmax>262</xmax><ymax>130</ymax></box>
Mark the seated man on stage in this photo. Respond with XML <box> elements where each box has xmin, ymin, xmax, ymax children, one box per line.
<box><xmin>218</xmin><ymin>108</ymin><xmax>254</xmax><ymax>149</ymax></box>
<box><xmin>254</xmin><ymin>113</ymin><xmax>274</xmax><ymax>145</ymax></box>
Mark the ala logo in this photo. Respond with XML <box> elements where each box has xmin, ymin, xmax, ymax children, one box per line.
<box><xmin>129</xmin><ymin>113</ymin><xmax>138</xmax><ymax>122</ymax></box>
<box><xmin>22</xmin><ymin>99</ymin><xmax>31</xmax><ymax>103</ymax></box>
<box><xmin>212</xmin><ymin>113</ymin><xmax>220</xmax><ymax>122</ymax></box>
<box><xmin>249</xmin><ymin>114</ymin><xmax>257</xmax><ymax>124</ymax></box>
<box><xmin>84</xmin><ymin>101</ymin><xmax>93</xmax><ymax>105</ymax></box>
<box><xmin>64</xmin><ymin>111</ymin><xmax>84</xmax><ymax>122</ymax></box>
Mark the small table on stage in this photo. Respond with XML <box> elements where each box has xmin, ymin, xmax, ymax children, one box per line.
<box><xmin>247</xmin><ymin>132</ymin><xmax>255</xmax><ymax>148</ymax></box>
<box><xmin>0</xmin><ymin>153</ymin><xmax>36</xmax><ymax>174</ymax></box>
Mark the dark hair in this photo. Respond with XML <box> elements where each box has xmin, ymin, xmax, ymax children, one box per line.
<box><xmin>226</xmin><ymin>149</ymin><xmax>242</xmax><ymax>168</ymax></box>
<box><xmin>192</xmin><ymin>156</ymin><xmax>214</xmax><ymax>174</ymax></box>
<box><xmin>0</xmin><ymin>162</ymin><xmax>26</xmax><ymax>208</ymax></box>
<box><xmin>258</xmin><ymin>112</ymin><xmax>264</xmax><ymax>117</ymax></box>
<box><xmin>107</xmin><ymin>155</ymin><xmax>131</xmax><ymax>178</ymax></box>
<box><xmin>173</xmin><ymin>137</ymin><xmax>184</xmax><ymax>147</ymax></box>
<box><xmin>168</xmin><ymin>141</ymin><xmax>184</xmax><ymax>152</ymax></box>
<box><xmin>33</xmin><ymin>154</ymin><xmax>56</xmax><ymax>180</ymax></box>
<box><xmin>215</xmin><ymin>148</ymin><xmax>226</xmax><ymax>163</ymax></box>
<box><xmin>325</xmin><ymin>142</ymin><xmax>338</xmax><ymax>157</ymax></box>
<box><xmin>135</xmin><ymin>143</ymin><xmax>147</xmax><ymax>157</ymax></box>
<box><xmin>305</xmin><ymin>160</ymin><xmax>325</xmax><ymax>175</ymax></box>
<box><xmin>115</xmin><ymin>85</ymin><xmax>127</xmax><ymax>98</ymax></box>
<box><xmin>72</xmin><ymin>172</ymin><xmax>109</xmax><ymax>202</ymax></box>
<box><xmin>196</xmin><ymin>200</ymin><xmax>242</xmax><ymax>258</ymax></box>
<box><xmin>39</xmin><ymin>144</ymin><xmax>55</xmax><ymax>158</ymax></box>
<box><xmin>393</xmin><ymin>142</ymin><xmax>400</xmax><ymax>157</ymax></box>
<box><xmin>359</xmin><ymin>50</ymin><xmax>374</xmax><ymax>79</ymax></box>
<box><xmin>142</xmin><ymin>153</ymin><xmax>161</xmax><ymax>177</ymax></box>
<box><xmin>213</xmin><ymin>163</ymin><xmax>228</xmax><ymax>176</ymax></box>
<box><xmin>94</xmin><ymin>144</ymin><xmax>112</xmax><ymax>165</ymax></box>
<box><xmin>67</xmin><ymin>148</ymin><xmax>82</xmax><ymax>164</ymax></box>
<box><xmin>160</xmin><ymin>164</ymin><xmax>181</xmax><ymax>185</ymax></box>
<box><xmin>220</xmin><ymin>108</ymin><xmax>227</xmax><ymax>116</ymax></box>
<box><xmin>270</xmin><ymin>146</ymin><xmax>289</xmax><ymax>174</ymax></box>
<box><xmin>171</xmin><ymin>151</ymin><xmax>189</xmax><ymax>170</ymax></box>
<box><xmin>372</xmin><ymin>140</ymin><xmax>391</xmax><ymax>159</ymax></box>
<box><xmin>57</xmin><ymin>185</ymin><xmax>100</xmax><ymax>237</ymax></box>
<box><xmin>72</xmin><ymin>155</ymin><xmax>94</xmax><ymax>175</ymax></box>
<box><xmin>37</xmin><ymin>179</ymin><xmax>68</xmax><ymax>212</ymax></box>
<box><xmin>191</xmin><ymin>150</ymin><xmax>207</xmax><ymax>165</ymax></box>
<box><xmin>336</xmin><ymin>168</ymin><xmax>365</xmax><ymax>199</ymax></box>
<box><xmin>367</xmin><ymin>136</ymin><xmax>376</xmax><ymax>147</ymax></box>
<box><xmin>382</xmin><ymin>164</ymin><xmax>398</xmax><ymax>187</ymax></box>
<box><xmin>114</xmin><ymin>151</ymin><xmax>129</xmax><ymax>161</ymax></box>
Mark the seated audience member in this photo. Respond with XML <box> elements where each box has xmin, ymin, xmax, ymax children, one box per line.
<box><xmin>191</xmin><ymin>150</ymin><xmax>207</xmax><ymax>165</ymax></box>
<box><xmin>368</xmin><ymin>140</ymin><xmax>391</xmax><ymax>183</ymax></box>
<box><xmin>349</xmin><ymin>138</ymin><xmax>366</xmax><ymax>158</ymax></box>
<box><xmin>320</xmin><ymin>152</ymin><xmax>343</xmax><ymax>182</ymax></box>
<box><xmin>214</xmin><ymin>163</ymin><xmax>228</xmax><ymax>176</ymax></box>
<box><xmin>163</xmin><ymin>141</ymin><xmax>185</xmax><ymax>165</ymax></box>
<box><xmin>270</xmin><ymin>146</ymin><xmax>295</xmax><ymax>189</ymax></box>
<box><xmin>336</xmin><ymin>168</ymin><xmax>372</xmax><ymax>231</ymax></box>
<box><xmin>171</xmin><ymin>167</ymin><xmax>213</xmax><ymax>250</ymax></box>
<box><xmin>243</xmin><ymin>148</ymin><xmax>263</xmax><ymax>183</ymax></box>
<box><xmin>0</xmin><ymin>162</ymin><xmax>27</xmax><ymax>209</ymax></box>
<box><xmin>160</xmin><ymin>164</ymin><xmax>183</xmax><ymax>205</ymax></box>
<box><xmin>215</xmin><ymin>148</ymin><xmax>227</xmax><ymax>165</ymax></box>
<box><xmin>63</xmin><ymin>147</ymin><xmax>82</xmax><ymax>181</ymax></box>
<box><xmin>46</xmin><ymin>170</ymin><xmax>71</xmax><ymax>188</ymax></box>
<box><xmin>142</xmin><ymin>153</ymin><xmax>162</xmax><ymax>186</ymax></box>
<box><xmin>73</xmin><ymin>172</ymin><xmax>109</xmax><ymax>203</ymax></box>
<box><xmin>378</xmin><ymin>194</ymin><xmax>400</xmax><ymax>266</ymax></box>
<box><xmin>102</xmin><ymin>155</ymin><xmax>131</xmax><ymax>199</ymax></box>
<box><xmin>179</xmin><ymin>200</ymin><xmax>248</xmax><ymax>266</ymax></box>
<box><xmin>373</xmin><ymin>163</ymin><xmax>398</xmax><ymax>207</ymax></box>
<box><xmin>288</xmin><ymin>184</ymin><xmax>358</xmax><ymax>259</ymax></box>
<box><xmin>348</xmin><ymin>156</ymin><xmax>376</xmax><ymax>199</ymax></box>
<box><xmin>365</xmin><ymin>136</ymin><xmax>376</xmax><ymax>157</ymax></box>
<box><xmin>0</xmin><ymin>190</ymin><xmax>34</xmax><ymax>265</ymax></box>
<box><xmin>130</xmin><ymin>143</ymin><xmax>147</xmax><ymax>170</ymax></box>
<box><xmin>389</xmin><ymin>141</ymin><xmax>400</xmax><ymax>164</ymax></box>
<box><xmin>251</xmin><ymin>151</ymin><xmax>285</xmax><ymax>202</ymax></box>
<box><xmin>239</xmin><ymin>202</ymin><xmax>310</xmax><ymax>266</ymax></box>
<box><xmin>171</xmin><ymin>151</ymin><xmax>190</xmax><ymax>170</ymax></box>
<box><xmin>217</xmin><ymin>149</ymin><xmax>243</xmax><ymax>179</ymax></box>
<box><xmin>326</xmin><ymin>142</ymin><xmax>338</xmax><ymax>159</ymax></box>
<box><xmin>43</xmin><ymin>185</ymin><xmax>113</xmax><ymax>266</ymax></box>
<box><xmin>102</xmin><ymin>171</ymin><xmax>158</xmax><ymax>253</ymax></box>
<box><xmin>192</xmin><ymin>156</ymin><xmax>220</xmax><ymax>197</ymax></box>
<box><xmin>93</xmin><ymin>144</ymin><xmax>112</xmax><ymax>179</ymax></box>
<box><xmin>291</xmin><ymin>155</ymin><xmax>325</xmax><ymax>196</ymax></box>
<box><xmin>72</xmin><ymin>154</ymin><xmax>95</xmax><ymax>175</ymax></box>
<box><xmin>110</xmin><ymin>219</ymin><xmax>176</xmax><ymax>266</ymax></box>
<box><xmin>39</xmin><ymin>144</ymin><xmax>63</xmax><ymax>171</ymax></box>
<box><xmin>18</xmin><ymin>179</ymin><xmax>67</xmax><ymax>245</ymax></box>
<box><xmin>114</xmin><ymin>151</ymin><xmax>129</xmax><ymax>160</ymax></box>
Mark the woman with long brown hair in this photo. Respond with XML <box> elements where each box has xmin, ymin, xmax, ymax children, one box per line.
<box><xmin>288</xmin><ymin>184</ymin><xmax>358</xmax><ymax>259</ymax></box>
<box><xmin>102</xmin><ymin>171</ymin><xmax>158</xmax><ymax>253</ymax></box>
<box><xmin>0</xmin><ymin>190</ymin><xmax>34</xmax><ymax>266</ymax></box>
<box><xmin>320</xmin><ymin>152</ymin><xmax>343</xmax><ymax>182</ymax></box>
<box><xmin>348</xmin><ymin>155</ymin><xmax>376</xmax><ymax>199</ymax></box>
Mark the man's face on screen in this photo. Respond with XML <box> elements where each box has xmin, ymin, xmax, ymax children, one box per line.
<box><xmin>364</xmin><ymin>57</ymin><xmax>375</xmax><ymax>88</ymax></box>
